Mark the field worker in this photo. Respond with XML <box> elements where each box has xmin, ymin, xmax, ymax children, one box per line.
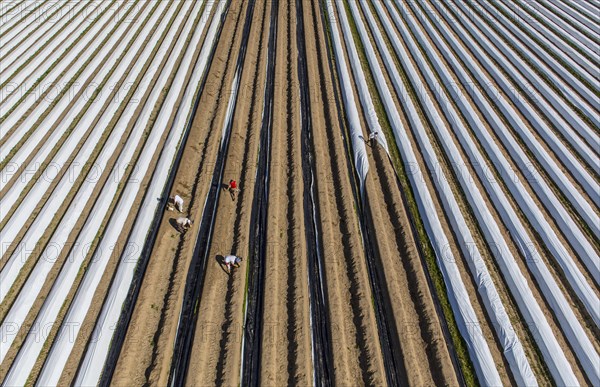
<box><xmin>369</xmin><ymin>131</ymin><xmax>379</xmax><ymax>148</ymax></box>
<box><xmin>224</xmin><ymin>255</ymin><xmax>242</xmax><ymax>273</ymax></box>
<box><xmin>173</xmin><ymin>195</ymin><xmax>184</xmax><ymax>212</ymax></box>
<box><xmin>176</xmin><ymin>217</ymin><xmax>193</xmax><ymax>232</ymax></box>
<box><xmin>226</xmin><ymin>179</ymin><xmax>240</xmax><ymax>201</ymax></box>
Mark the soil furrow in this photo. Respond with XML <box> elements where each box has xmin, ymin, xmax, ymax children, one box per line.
<box><xmin>184</xmin><ymin>0</ymin><xmax>269</xmax><ymax>385</ymax></box>
<box><xmin>259</xmin><ymin>0</ymin><xmax>312</xmax><ymax>384</ymax></box>
<box><xmin>110</xmin><ymin>1</ymin><xmax>248</xmax><ymax>385</ymax></box>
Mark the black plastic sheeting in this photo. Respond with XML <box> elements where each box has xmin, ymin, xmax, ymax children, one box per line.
<box><xmin>239</xmin><ymin>0</ymin><xmax>278</xmax><ymax>386</ymax></box>
<box><xmin>94</xmin><ymin>3</ymin><xmax>233</xmax><ymax>386</ymax></box>
<box><xmin>167</xmin><ymin>0</ymin><xmax>257</xmax><ymax>385</ymax></box>
<box><xmin>296</xmin><ymin>0</ymin><xmax>334</xmax><ymax>385</ymax></box>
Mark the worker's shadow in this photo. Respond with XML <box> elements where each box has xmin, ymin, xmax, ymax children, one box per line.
<box><xmin>168</xmin><ymin>218</ymin><xmax>183</xmax><ymax>233</ymax></box>
<box><xmin>215</xmin><ymin>255</ymin><xmax>229</xmax><ymax>274</ymax></box>
<box><xmin>358</xmin><ymin>134</ymin><xmax>371</xmax><ymax>147</ymax></box>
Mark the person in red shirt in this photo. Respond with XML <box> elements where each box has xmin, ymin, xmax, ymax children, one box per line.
<box><xmin>226</xmin><ymin>179</ymin><xmax>239</xmax><ymax>200</ymax></box>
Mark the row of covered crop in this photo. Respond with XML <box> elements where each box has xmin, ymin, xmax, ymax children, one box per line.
<box><xmin>326</xmin><ymin>0</ymin><xmax>599</xmax><ymax>385</ymax></box>
<box><xmin>0</xmin><ymin>1</ymin><xmax>226</xmax><ymax>384</ymax></box>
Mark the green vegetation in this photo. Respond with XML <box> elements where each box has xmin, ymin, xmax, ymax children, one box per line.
<box><xmin>324</xmin><ymin>0</ymin><xmax>478</xmax><ymax>384</ymax></box>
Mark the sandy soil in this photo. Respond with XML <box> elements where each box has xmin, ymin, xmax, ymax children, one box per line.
<box><xmin>109</xmin><ymin>2</ymin><xmax>249</xmax><ymax>386</ymax></box>
<box><xmin>375</xmin><ymin>2</ymin><xmax>527</xmax><ymax>381</ymax></box>
<box><xmin>4</xmin><ymin>0</ymin><xmax>596</xmax><ymax>383</ymax></box>
<box><xmin>334</xmin><ymin>2</ymin><xmax>465</xmax><ymax>385</ymax></box>
<box><xmin>303</xmin><ymin>0</ymin><xmax>387</xmax><ymax>385</ymax></box>
<box><xmin>55</xmin><ymin>2</ymin><xmax>218</xmax><ymax>384</ymax></box>
<box><xmin>0</xmin><ymin>0</ymin><xmax>168</xmax><ymax>377</ymax></box>
<box><xmin>258</xmin><ymin>0</ymin><xmax>312</xmax><ymax>385</ymax></box>
<box><xmin>184</xmin><ymin>0</ymin><xmax>270</xmax><ymax>385</ymax></box>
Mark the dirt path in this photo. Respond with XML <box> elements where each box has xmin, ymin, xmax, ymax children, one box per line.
<box><xmin>110</xmin><ymin>2</ymin><xmax>249</xmax><ymax>385</ymax></box>
<box><xmin>302</xmin><ymin>0</ymin><xmax>386</xmax><ymax>385</ymax></box>
<box><xmin>258</xmin><ymin>0</ymin><xmax>312</xmax><ymax>384</ymax></box>
<box><xmin>184</xmin><ymin>0</ymin><xmax>270</xmax><ymax>385</ymax></box>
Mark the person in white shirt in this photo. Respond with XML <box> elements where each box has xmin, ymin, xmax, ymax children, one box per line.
<box><xmin>176</xmin><ymin>217</ymin><xmax>192</xmax><ymax>232</ymax></box>
<box><xmin>172</xmin><ymin>194</ymin><xmax>184</xmax><ymax>212</ymax></box>
<box><xmin>368</xmin><ymin>131</ymin><xmax>379</xmax><ymax>148</ymax></box>
<box><xmin>224</xmin><ymin>255</ymin><xmax>242</xmax><ymax>273</ymax></box>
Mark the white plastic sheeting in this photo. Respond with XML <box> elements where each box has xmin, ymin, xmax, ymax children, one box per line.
<box><xmin>0</xmin><ymin>1</ymin><xmax>82</xmax><ymax>78</ymax></box>
<box><xmin>513</xmin><ymin>0</ymin><xmax>597</xmax><ymax>53</ymax></box>
<box><xmin>470</xmin><ymin>0</ymin><xmax>599</xmax><ymax>167</ymax></box>
<box><xmin>382</xmin><ymin>0</ymin><xmax>598</xmax><ymax>383</ymax></box>
<box><xmin>333</xmin><ymin>0</ymin><xmax>389</xmax><ymax>156</ymax></box>
<box><xmin>324</xmin><ymin>0</ymin><xmax>369</xmax><ymax>191</ymax></box>
<box><xmin>438</xmin><ymin>1</ymin><xmax>600</xmax><ymax>215</ymax></box>
<box><xmin>1</xmin><ymin>1</ymin><xmax>202</xmax><ymax>384</ymax></box>
<box><xmin>0</xmin><ymin>0</ymin><xmax>107</xmax><ymax>96</ymax></box>
<box><xmin>0</xmin><ymin>0</ymin><xmax>108</xmax><ymax>147</ymax></box>
<box><xmin>0</xmin><ymin>0</ymin><xmax>61</xmax><ymax>54</ymax></box>
<box><xmin>408</xmin><ymin>5</ymin><xmax>600</xmax><ymax>382</ymax></box>
<box><xmin>0</xmin><ymin>0</ymin><xmax>150</xmax><ymax>303</ymax></box>
<box><xmin>0</xmin><ymin>0</ymin><xmax>171</xmax><ymax>363</ymax></box>
<box><xmin>539</xmin><ymin>0</ymin><xmax>600</xmax><ymax>50</ymax></box>
<box><xmin>0</xmin><ymin>3</ymin><xmax>99</xmax><ymax>116</ymax></box>
<box><xmin>351</xmin><ymin>1</ymin><xmax>537</xmax><ymax>385</ymax></box>
<box><xmin>533</xmin><ymin>0</ymin><xmax>600</xmax><ymax>75</ymax></box>
<box><xmin>564</xmin><ymin>0</ymin><xmax>599</xmax><ymax>23</ymax></box>
<box><xmin>445</xmin><ymin>0</ymin><xmax>600</xmax><ymax>254</ymax></box>
<box><xmin>403</xmin><ymin>0</ymin><xmax>600</xmax><ymax>325</ymax></box>
<box><xmin>0</xmin><ymin>1</ymin><xmax>119</xmax><ymax>186</ymax></box>
<box><xmin>481</xmin><ymin>0</ymin><xmax>598</xmax><ymax>121</ymax></box>
<box><xmin>515</xmin><ymin>0</ymin><xmax>600</xmax><ymax>84</ymax></box>
<box><xmin>38</xmin><ymin>1</ymin><xmax>216</xmax><ymax>384</ymax></box>
<box><xmin>72</xmin><ymin>2</ymin><xmax>225</xmax><ymax>384</ymax></box>
<box><xmin>0</xmin><ymin>1</ymin><xmax>38</xmax><ymax>27</ymax></box>
<box><xmin>329</xmin><ymin>0</ymin><xmax>500</xmax><ymax>384</ymax></box>
<box><xmin>448</xmin><ymin>0</ymin><xmax>599</xmax><ymax>179</ymax></box>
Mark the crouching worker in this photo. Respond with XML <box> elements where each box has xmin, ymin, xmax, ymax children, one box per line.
<box><xmin>369</xmin><ymin>131</ymin><xmax>379</xmax><ymax>148</ymax></box>
<box><xmin>169</xmin><ymin>194</ymin><xmax>184</xmax><ymax>212</ymax></box>
<box><xmin>176</xmin><ymin>217</ymin><xmax>193</xmax><ymax>232</ymax></box>
<box><xmin>226</xmin><ymin>179</ymin><xmax>240</xmax><ymax>201</ymax></box>
<box><xmin>224</xmin><ymin>255</ymin><xmax>243</xmax><ymax>274</ymax></box>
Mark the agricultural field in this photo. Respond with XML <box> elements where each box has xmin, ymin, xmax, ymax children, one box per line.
<box><xmin>0</xmin><ymin>0</ymin><xmax>598</xmax><ymax>386</ymax></box>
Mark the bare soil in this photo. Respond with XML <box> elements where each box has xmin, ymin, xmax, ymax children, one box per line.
<box><xmin>3</xmin><ymin>0</ymin><xmax>597</xmax><ymax>384</ymax></box>
<box><xmin>111</xmin><ymin>1</ymin><xmax>249</xmax><ymax>386</ymax></box>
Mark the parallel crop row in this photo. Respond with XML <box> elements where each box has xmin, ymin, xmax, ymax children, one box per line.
<box><xmin>324</xmin><ymin>0</ymin><xmax>599</xmax><ymax>385</ymax></box>
<box><xmin>0</xmin><ymin>1</ymin><xmax>226</xmax><ymax>383</ymax></box>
